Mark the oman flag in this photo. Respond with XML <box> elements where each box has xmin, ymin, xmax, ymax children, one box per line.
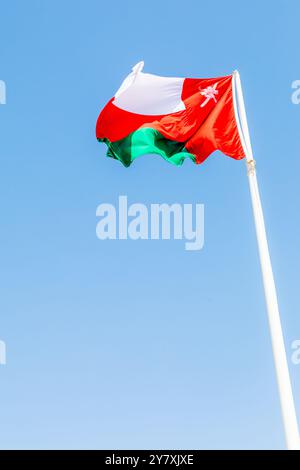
<box><xmin>96</xmin><ymin>62</ymin><xmax>245</xmax><ymax>167</ymax></box>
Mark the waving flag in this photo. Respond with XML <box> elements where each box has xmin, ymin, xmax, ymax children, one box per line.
<box><xmin>96</xmin><ymin>62</ymin><xmax>245</xmax><ymax>167</ymax></box>
<box><xmin>95</xmin><ymin>64</ymin><xmax>300</xmax><ymax>451</ymax></box>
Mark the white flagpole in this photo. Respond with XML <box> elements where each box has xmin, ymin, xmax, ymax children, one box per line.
<box><xmin>232</xmin><ymin>71</ymin><xmax>300</xmax><ymax>450</ymax></box>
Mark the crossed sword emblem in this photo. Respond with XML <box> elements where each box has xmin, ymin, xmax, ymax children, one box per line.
<box><xmin>199</xmin><ymin>83</ymin><xmax>219</xmax><ymax>108</ymax></box>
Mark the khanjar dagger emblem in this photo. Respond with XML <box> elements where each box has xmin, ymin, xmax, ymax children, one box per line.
<box><xmin>199</xmin><ymin>83</ymin><xmax>219</xmax><ymax>108</ymax></box>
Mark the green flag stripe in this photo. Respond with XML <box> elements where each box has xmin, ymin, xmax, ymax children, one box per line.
<box><xmin>98</xmin><ymin>127</ymin><xmax>196</xmax><ymax>167</ymax></box>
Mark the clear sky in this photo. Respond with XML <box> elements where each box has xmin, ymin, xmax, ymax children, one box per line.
<box><xmin>0</xmin><ymin>0</ymin><xmax>299</xmax><ymax>450</ymax></box>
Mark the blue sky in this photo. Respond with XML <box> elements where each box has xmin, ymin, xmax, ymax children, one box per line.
<box><xmin>0</xmin><ymin>0</ymin><xmax>299</xmax><ymax>450</ymax></box>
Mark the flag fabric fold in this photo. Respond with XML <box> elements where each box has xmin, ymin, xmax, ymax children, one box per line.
<box><xmin>96</xmin><ymin>62</ymin><xmax>245</xmax><ymax>167</ymax></box>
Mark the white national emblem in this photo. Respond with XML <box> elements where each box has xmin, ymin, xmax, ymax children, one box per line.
<box><xmin>199</xmin><ymin>83</ymin><xmax>219</xmax><ymax>108</ymax></box>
